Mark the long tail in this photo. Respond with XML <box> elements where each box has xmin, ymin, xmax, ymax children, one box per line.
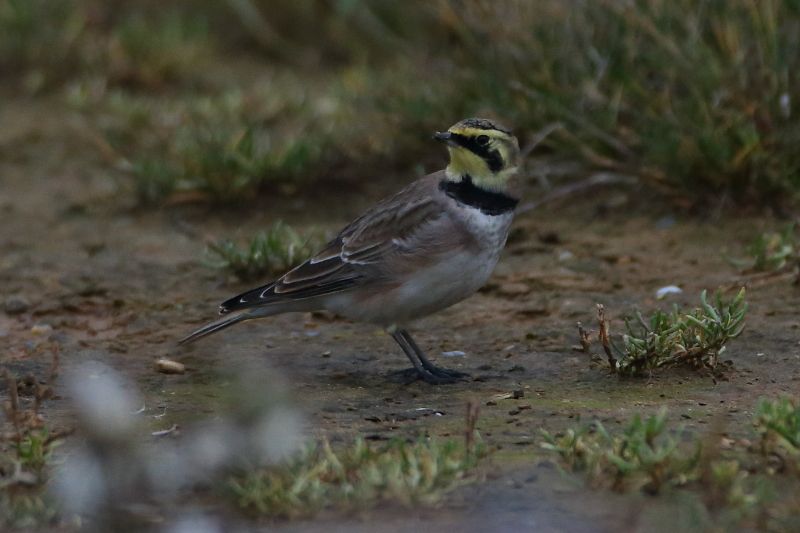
<box><xmin>179</xmin><ymin>311</ymin><xmax>253</xmax><ymax>345</ymax></box>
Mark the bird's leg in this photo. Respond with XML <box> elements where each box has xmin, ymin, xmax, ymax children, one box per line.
<box><xmin>398</xmin><ymin>329</ymin><xmax>470</xmax><ymax>381</ymax></box>
<box><xmin>389</xmin><ymin>330</ymin><xmax>462</xmax><ymax>384</ymax></box>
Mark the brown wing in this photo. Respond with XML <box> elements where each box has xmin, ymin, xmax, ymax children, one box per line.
<box><xmin>219</xmin><ymin>173</ymin><xmax>446</xmax><ymax>314</ymax></box>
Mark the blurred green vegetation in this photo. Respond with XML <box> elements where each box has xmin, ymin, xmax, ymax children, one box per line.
<box><xmin>3</xmin><ymin>0</ymin><xmax>799</xmax><ymax>207</ymax></box>
<box><xmin>230</xmin><ymin>436</ymin><xmax>484</xmax><ymax>518</ymax></box>
<box><xmin>755</xmin><ymin>396</ymin><xmax>800</xmax><ymax>469</ymax></box>
<box><xmin>205</xmin><ymin>221</ymin><xmax>328</xmax><ymax>281</ymax></box>
<box><xmin>732</xmin><ymin>223</ymin><xmax>799</xmax><ymax>273</ymax></box>
<box><xmin>541</xmin><ymin>403</ymin><xmax>800</xmax><ymax>529</ymax></box>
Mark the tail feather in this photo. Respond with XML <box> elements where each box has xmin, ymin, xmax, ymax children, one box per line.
<box><xmin>180</xmin><ymin>302</ymin><xmax>306</xmax><ymax>345</ymax></box>
<box><xmin>179</xmin><ymin>313</ymin><xmax>250</xmax><ymax>345</ymax></box>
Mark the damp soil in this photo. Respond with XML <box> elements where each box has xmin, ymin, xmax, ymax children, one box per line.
<box><xmin>2</xmin><ymin>97</ymin><xmax>800</xmax><ymax>532</ymax></box>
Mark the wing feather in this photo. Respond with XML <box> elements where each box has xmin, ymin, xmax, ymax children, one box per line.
<box><xmin>219</xmin><ymin>173</ymin><xmax>446</xmax><ymax>314</ymax></box>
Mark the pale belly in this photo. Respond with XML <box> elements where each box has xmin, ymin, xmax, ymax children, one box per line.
<box><xmin>324</xmin><ymin>210</ymin><xmax>513</xmax><ymax>326</ymax></box>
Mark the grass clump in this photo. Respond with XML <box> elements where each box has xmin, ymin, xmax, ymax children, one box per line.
<box><xmin>1</xmin><ymin>358</ymin><xmax>67</xmax><ymax>483</ymax></box>
<box><xmin>731</xmin><ymin>224</ymin><xmax>799</xmax><ymax>282</ymax></box>
<box><xmin>579</xmin><ymin>289</ymin><xmax>747</xmax><ymax>376</ymax></box>
<box><xmin>0</xmin><ymin>0</ymin><xmax>89</xmax><ymax>91</ymax></box>
<box><xmin>746</xmin><ymin>225</ymin><xmax>797</xmax><ymax>272</ymax></box>
<box><xmin>541</xmin><ymin>409</ymin><xmax>699</xmax><ymax>494</ymax></box>
<box><xmin>230</xmin><ymin>436</ymin><xmax>484</xmax><ymax>518</ymax></box>
<box><xmin>540</xmin><ymin>406</ymin><xmax>800</xmax><ymax>529</ymax></box>
<box><xmin>86</xmin><ymin>86</ymin><xmax>344</xmax><ymax>205</ymax></box>
<box><xmin>206</xmin><ymin>221</ymin><xmax>326</xmax><ymax>281</ymax></box>
<box><xmin>256</xmin><ymin>0</ymin><xmax>800</xmax><ymax>206</ymax></box>
<box><xmin>106</xmin><ymin>11</ymin><xmax>213</xmax><ymax>89</ymax></box>
<box><xmin>0</xmin><ymin>353</ymin><xmax>67</xmax><ymax>529</ymax></box>
<box><xmin>6</xmin><ymin>1</ymin><xmax>800</xmax><ymax>206</ymax></box>
<box><xmin>754</xmin><ymin>396</ymin><xmax>800</xmax><ymax>471</ymax></box>
<box><xmin>231</xmin><ymin>404</ymin><xmax>484</xmax><ymax>518</ymax></box>
<box><xmin>444</xmin><ymin>0</ymin><xmax>800</xmax><ymax>206</ymax></box>
<box><xmin>0</xmin><ymin>1</ymin><xmax>215</xmax><ymax>92</ymax></box>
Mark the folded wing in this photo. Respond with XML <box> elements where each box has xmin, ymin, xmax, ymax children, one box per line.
<box><xmin>219</xmin><ymin>176</ymin><xmax>445</xmax><ymax>314</ymax></box>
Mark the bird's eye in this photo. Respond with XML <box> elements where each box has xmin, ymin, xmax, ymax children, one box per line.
<box><xmin>477</xmin><ymin>135</ymin><xmax>490</xmax><ymax>146</ymax></box>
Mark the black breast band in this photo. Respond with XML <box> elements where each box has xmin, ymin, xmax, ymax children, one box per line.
<box><xmin>439</xmin><ymin>175</ymin><xmax>518</xmax><ymax>216</ymax></box>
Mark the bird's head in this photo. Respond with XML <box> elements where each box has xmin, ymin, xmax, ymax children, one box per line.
<box><xmin>434</xmin><ymin>118</ymin><xmax>520</xmax><ymax>192</ymax></box>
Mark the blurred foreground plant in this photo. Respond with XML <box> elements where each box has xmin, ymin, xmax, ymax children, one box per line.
<box><xmin>205</xmin><ymin>221</ymin><xmax>326</xmax><ymax>281</ymax></box>
<box><xmin>578</xmin><ymin>289</ymin><xmax>747</xmax><ymax>376</ymax></box>
<box><xmin>541</xmin><ymin>405</ymin><xmax>800</xmax><ymax>528</ymax></box>
<box><xmin>754</xmin><ymin>396</ymin><xmax>800</xmax><ymax>472</ymax></box>
<box><xmin>231</xmin><ymin>403</ymin><xmax>484</xmax><ymax>518</ymax></box>
<box><xmin>0</xmin><ymin>351</ymin><xmax>66</xmax><ymax>528</ymax></box>
<box><xmin>541</xmin><ymin>409</ymin><xmax>699</xmax><ymax>494</ymax></box>
<box><xmin>231</xmin><ymin>436</ymin><xmax>484</xmax><ymax>518</ymax></box>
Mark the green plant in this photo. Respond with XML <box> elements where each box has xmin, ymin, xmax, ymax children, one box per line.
<box><xmin>542</xmin><ymin>405</ymin><xmax>800</xmax><ymax>529</ymax></box>
<box><xmin>325</xmin><ymin>0</ymin><xmax>800</xmax><ymax>205</ymax></box>
<box><xmin>0</xmin><ymin>1</ymin><xmax>215</xmax><ymax>92</ymax></box>
<box><xmin>582</xmin><ymin>289</ymin><xmax>747</xmax><ymax>376</ymax></box>
<box><xmin>732</xmin><ymin>224</ymin><xmax>798</xmax><ymax>273</ymax></box>
<box><xmin>754</xmin><ymin>396</ymin><xmax>800</xmax><ymax>470</ymax></box>
<box><xmin>449</xmin><ymin>0</ymin><xmax>800</xmax><ymax>205</ymax></box>
<box><xmin>706</xmin><ymin>460</ymin><xmax>761</xmax><ymax>513</ymax></box>
<box><xmin>13</xmin><ymin>429</ymin><xmax>58</xmax><ymax>478</ymax></box>
<box><xmin>230</xmin><ymin>436</ymin><xmax>484</xmax><ymax>518</ymax></box>
<box><xmin>0</xmin><ymin>493</ymin><xmax>58</xmax><ymax>529</ymax></box>
<box><xmin>108</xmin><ymin>11</ymin><xmax>211</xmax><ymax>88</ymax></box>
<box><xmin>206</xmin><ymin>221</ymin><xmax>326</xmax><ymax>281</ymax></box>
<box><xmin>88</xmin><ymin>85</ymin><xmax>345</xmax><ymax>205</ymax></box>
<box><xmin>541</xmin><ymin>410</ymin><xmax>700</xmax><ymax>493</ymax></box>
<box><xmin>0</xmin><ymin>0</ymin><xmax>88</xmax><ymax>90</ymax></box>
<box><xmin>0</xmin><ymin>352</ymin><xmax>67</xmax><ymax>528</ymax></box>
<box><xmin>13</xmin><ymin>1</ymin><xmax>800</xmax><ymax>207</ymax></box>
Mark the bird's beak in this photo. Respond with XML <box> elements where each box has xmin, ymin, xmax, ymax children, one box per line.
<box><xmin>433</xmin><ymin>131</ymin><xmax>456</xmax><ymax>146</ymax></box>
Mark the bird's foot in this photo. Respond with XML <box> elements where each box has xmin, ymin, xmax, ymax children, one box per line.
<box><xmin>387</xmin><ymin>367</ymin><xmax>424</xmax><ymax>384</ymax></box>
<box><xmin>421</xmin><ymin>364</ymin><xmax>470</xmax><ymax>380</ymax></box>
<box><xmin>388</xmin><ymin>366</ymin><xmax>470</xmax><ymax>385</ymax></box>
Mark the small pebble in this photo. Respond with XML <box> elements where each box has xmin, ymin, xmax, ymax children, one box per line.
<box><xmin>655</xmin><ymin>215</ymin><xmax>676</xmax><ymax>230</ymax></box>
<box><xmin>655</xmin><ymin>285</ymin><xmax>682</xmax><ymax>299</ymax></box>
<box><xmin>497</xmin><ymin>282</ymin><xmax>531</xmax><ymax>296</ymax></box>
<box><xmin>155</xmin><ymin>358</ymin><xmax>185</xmax><ymax>374</ymax></box>
<box><xmin>30</xmin><ymin>323</ymin><xmax>53</xmax><ymax>336</ymax></box>
<box><xmin>4</xmin><ymin>295</ymin><xmax>29</xmax><ymax>315</ymax></box>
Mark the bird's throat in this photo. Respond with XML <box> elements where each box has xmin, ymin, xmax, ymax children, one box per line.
<box><xmin>439</xmin><ymin>175</ymin><xmax>518</xmax><ymax>216</ymax></box>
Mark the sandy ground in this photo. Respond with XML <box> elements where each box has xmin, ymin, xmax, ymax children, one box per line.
<box><xmin>2</xmin><ymin>97</ymin><xmax>799</xmax><ymax>531</ymax></box>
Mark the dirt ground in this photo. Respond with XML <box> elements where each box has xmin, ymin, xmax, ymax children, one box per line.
<box><xmin>2</xmin><ymin>96</ymin><xmax>800</xmax><ymax>532</ymax></box>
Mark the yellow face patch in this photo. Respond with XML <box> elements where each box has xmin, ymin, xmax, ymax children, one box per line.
<box><xmin>441</xmin><ymin>123</ymin><xmax>519</xmax><ymax>191</ymax></box>
<box><xmin>447</xmin><ymin>144</ymin><xmax>489</xmax><ymax>178</ymax></box>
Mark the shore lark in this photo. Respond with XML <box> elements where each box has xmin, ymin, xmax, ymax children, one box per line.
<box><xmin>180</xmin><ymin>118</ymin><xmax>521</xmax><ymax>384</ymax></box>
